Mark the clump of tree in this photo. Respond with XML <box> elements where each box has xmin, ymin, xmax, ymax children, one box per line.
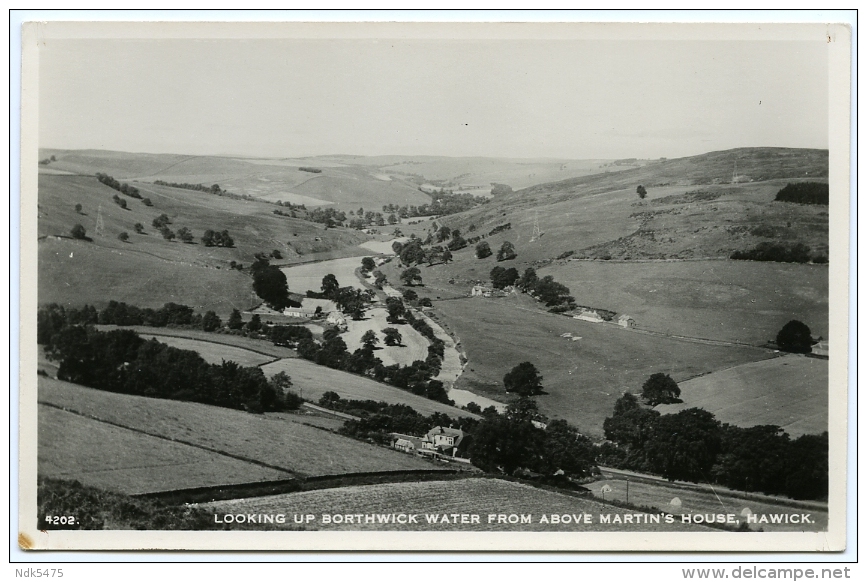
<box><xmin>70</xmin><ymin>224</ymin><xmax>87</xmax><ymax>240</ymax></box>
<box><xmin>361</xmin><ymin>257</ymin><xmax>376</xmax><ymax>273</ymax></box>
<box><xmin>177</xmin><ymin>227</ymin><xmax>194</xmax><ymax>243</ymax></box>
<box><xmin>475</xmin><ymin>241</ymin><xmax>492</xmax><ymax>259</ymax></box>
<box><xmin>142</xmin><ymin>198</ymin><xmax>153</xmax><ymax>207</ymax></box>
<box><xmin>74</xmin><ymin>203</ymin><xmax>83</xmax><ymax>214</ymax></box>
<box><xmin>309</xmin><ymin>207</ymin><xmax>348</xmax><ymax>228</ymax></box>
<box><xmin>152</xmin><ymin>214</ymin><xmax>171</xmax><ymax>229</ymax></box>
<box><xmin>400</xmin><ymin>267</ymin><xmax>422</xmax><ymax>287</ymax></box>
<box><xmin>774</xmin><ymin>182</ymin><xmax>829</xmax><ymax>205</ymax></box>
<box><xmin>201</xmin><ymin>229</ymin><xmax>234</xmax><ymax>248</ymax></box>
<box><xmin>598</xmin><ymin>392</ymin><xmax>828</xmax><ymax>499</ymax></box>
<box><xmin>503</xmin><ymin>362</ymin><xmax>544</xmax><ymax>397</ymax></box>
<box><xmin>160</xmin><ymin>227</ymin><xmax>175</xmax><ymax>241</ymax></box>
<box><xmin>299</xmin><ymin>167</ymin><xmax>322</xmax><ymax>173</ymax></box>
<box><xmin>251</xmin><ymin>255</ymin><xmax>298</xmax><ymax>310</ymax></box>
<box><xmin>133</xmin><ymin>223</ymin><xmax>145</xmax><ymax>234</ymax></box>
<box><xmin>111</xmin><ymin>194</ymin><xmax>128</xmax><ymax>209</ymax></box>
<box><xmin>490</xmin><ymin>266</ymin><xmax>519</xmax><ymax>289</ymax></box>
<box><xmin>153</xmin><ymin>181</ymin><xmax>246</xmax><ymax>200</ymax></box>
<box><xmin>96</xmin><ymin>173</ymin><xmax>141</xmax><ymax>199</ymax></box>
<box><xmin>382</xmin><ymin>327</ymin><xmax>402</xmax><ymax>346</ymax></box>
<box><xmin>776</xmin><ymin>320</ymin><xmax>813</xmax><ymax>353</ymax></box>
<box><xmin>117</xmin><ymin>231</ymin><xmax>129</xmax><ymax>242</ymax></box>
<box><xmin>490</xmin><ymin>183</ymin><xmax>512</xmax><ymax>196</ymax></box>
<box><xmin>731</xmin><ymin>242</ymin><xmax>813</xmax><ymax>263</ymax></box>
<box><xmin>201</xmin><ymin>310</ymin><xmax>222</xmax><ymax>332</ymax></box>
<box><xmin>636</xmin><ymin>185</ymin><xmax>647</xmax><ymax>200</ymax></box>
<box><xmin>641</xmin><ymin>372</ymin><xmax>682</xmax><ymax>406</ymax></box>
<box><xmin>496</xmin><ymin>241</ymin><xmax>517</xmax><ymax>261</ymax></box>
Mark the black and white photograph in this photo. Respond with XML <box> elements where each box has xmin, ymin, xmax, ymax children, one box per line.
<box><xmin>17</xmin><ymin>18</ymin><xmax>851</xmax><ymax>552</ymax></box>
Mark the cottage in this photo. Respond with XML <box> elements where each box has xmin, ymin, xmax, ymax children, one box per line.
<box><xmin>326</xmin><ymin>311</ymin><xmax>348</xmax><ymax>330</ymax></box>
<box><xmin>617</xmin><ymin>314</ymin><xmax>635</xmax><ymax>328</ymax></box>
<box><xmin>393</xmin><ymin>438</ymin><xmax>416</xmax><ymax>453</ymax></box>
<box><xmin>471</xmin><ymin>285</ymin><xmax>492</xmax><ymax>297</ymax></box>
<box><xmin>422</xmin><ymin>426</ymin><xmax>471</xmax><ymax>459</ymax></box>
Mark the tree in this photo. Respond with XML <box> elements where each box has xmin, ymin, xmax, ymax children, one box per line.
<box><xmin>152</xmin><ymin>214</ymin><xmax>171</xmax><ymax>229</ymax></box>
<box><xmin>74</xmin><ymin>203</ymin><xmax>82</xmax><ymax>214</ymax></box>
<box><xmin>441</xmin><ymin>248</ymin><xmax>453</xmax><ymax>264</ymax></box>
<box><xmin>496</xmin><ymin>241</ymin><xmax>517</xmax><ymax>261</ymax></box>
<box><xmin>533</xmin><ymin>275</ymin><xmax>572</xmax><ymax>306</ymax></box>
<box><xmin>776</xmin><ymin>320</ymin><xmax>812</xmax><ymax>353</ymax></box>
<box><xmin>436</xmin><ymin>226</ymin><xmax>451</xmax><ymax>243</ymax></box>
<box><xmin>644</xmin><ymin>408</ymin><xmax>721</xmax><ymax>482</ymax></box>
<box><xmin>475</xmin><ymin>241</ymin><xmax>492</xmax><ymax>259</ymax></box>
<box><xmin>517</xmin><ymin>267</ymin><xmax>538</xmax><ymax>292</ymax></box>
<box><xmin>400</xmin><ymin>267</ymin><xmax>422</xmax><ymax>287</ymax></box>
<box><xmin>469</xmin><ymin>415</ymin><xmax>546</xmax><ymax>475</ymax></box>
<box><xmin>504</xmin><ymin>362</ymin><xmax>544</xmax><ymax>396</ymax></box>
<box><xmin>227</xmin><ymin>309</ymin><xmax>244</xmax><ymax>330</ymax></box>
<box><xmin>271</xmin><ymin>249</ymin><xmax>283</xmax><ymax>260</ymax></box>
<box><xmin>142</xmin><ymin>198</ymin><xmax>153</xmax><ymax>207</ymax></box>
<box><xmin>637</xmin><ymin>185</ymin><xmax>647</xmax><ymax>200</ymax></box>
<box><xmin>361</xmin><ymin>257</ymin><xmax>376</xmax><ymax>272</ymax></box>
<box><xmin>490</xmin><ymin>266</ymin><xmax>519</xmax><ymax>289</ymax></box>
<box><xmin>246</xmin><ymin>314</ymin><xmax>262</xmax><ymax>332</ymax></box>
<box><xmin>160</xmin><ymin>227</ymin><xmax>175</xmax><ymax>241</ymax></box>
<box><xmin>641</xmin><ymin>372</ymin><xmax>682</xmax><ymax>406</ymax></box>
<box><xmin>383</xmin><ymin>327</ymin><xmax>402</xmax><ymax>346</ymax></box>
<box><xmin>177</xmin><ymin>227</ymin><xmax>194</xmax><ymax>243</ymax></box>
<box><xmin>403</xmin><ymin>289</ymin><xmax>418</xmax><ymax>302</ymax></box>
<box><xmin>70</xmin><ymin>224</ymin><xmax>87</xmax><ymax>240</ymax></box>
<box><xmin>201</xmin><ymin>310</ymin><xmax>222</xmax><ymax>332</ymax></box>
<box><xmin>117</xmin><ymin>231</ymin><xmax>129</xmax><ymax>242</ymax></box>
<box><xmin>392</xmin><ymin>241</ymin><xmax>403</xmax><ymax>255</ymax></box>
<box><xmin>251</xmin><ymin>257</ymin><xmax>293</xmax><ymax>310</ymax></box>
<box><xmin>506</xmin><ymin>396</ymin><xmax>543</xmax><ymax>423</ymax></box>
<box><xmin>321</xmin><ymin>274</ymin><xmax>340</xmax><ymax>298</ymax></box>
<box><xmin>133</xmin><ymin>223</ymin><xmax>145</xmax><ymax>234</ymax></box>
<box><xmin>385</xmin><ymin>297</ymin><xmax>405</xmax><ymax>323</ymax></box>
<box><xmin>361</xmin><ymin>330</ymin><xmax>379</xmax><ymax>348</ymax></box>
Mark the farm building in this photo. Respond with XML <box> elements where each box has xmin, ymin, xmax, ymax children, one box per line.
<box><xmin>390</xmin><ymin>427</ymin><xmax>472</xmax><ymax>461</ymax></box>
<box><xmin>812</xmin><ymin>339</ymin><xmax>829</xmax><ymax>357</ymax></box>
<box><xmin>326</xmin><ymin>311</ymin><xmax>348</xmax><ymax>330</ymax></box>
<box><xmin>574</xmin><ymin>310</ymin><xmax>604</xmax><ymax>323</ymax></box>
<box><xmin>471</xmin><ymin>285</ymin><xmax>492</xmax><ymax>297</ymax></box>
<box><xmin>617</xmin><ymin>314</ymin><xmax>635</xmax><ymax>328</ymax></box>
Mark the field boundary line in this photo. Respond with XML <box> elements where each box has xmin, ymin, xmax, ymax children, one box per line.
<box><xmin>38</xmin><ymin>401</ymin><xmax>299</xmax><ymax>477</ymax></box>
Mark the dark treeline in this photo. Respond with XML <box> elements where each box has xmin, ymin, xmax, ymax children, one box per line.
<box><xmin>599</xmin><ymin>393</ymin><xmax>828</xmax><ymax>500</ymax></box>
<box><xmin>731</xmin><ymin>242</ymin><xmax>826</xmax><ymax>264</ymax></box>
<box><xmin>41</xmin><ymin>326</ymin><xmax>291</xmax><ymax>413</ymax></box>
<box><xmin>96</xmin><ymin>173</ymin><xmax>141</xmax><ymax>199</ymax></box>
<box><xmin>152</xmin><ymin>180</ymin><xmax>254</xmax><ymax>201</ymax></box>
<box><xmin>774</xmin><ymin>182</ymin><xmax>829</xmax><ymax>205</ymax></box>
<box><xmin>386</xmin><ymin>192</ymin><xmax>490</xmax><ymax>219</ymax></box>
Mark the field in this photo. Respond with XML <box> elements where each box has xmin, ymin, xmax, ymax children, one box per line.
<box><xmin>96</xmin><ymin>325</ymin><xmax>299</xmax><ymax>359</ymax></box>
<box><xmin>38</xmin><ymin>405</ymin><xmax>290</xmax><ymax>495</ymax></box>
<box><xmin>339</xmin><ymin>307</ymin><xmax>430</xmax><ymax>367</ymax></box>
<box><xmin>428</xmin><ymin>295</ymin><xmax>772</xmax><ymax>436</ymax></box>
<box><xmin>281</xmin><ymin>256</ymin><xmax>370</xmax><ymax>294</ymax></box>
<box><xmin>135</xmin><ymin>335</ymin><xmax>275</xmax><ymax>367</ymax></box>
<box><xmin>38</xmin><ymin>377</ymin><xmax>447</xmax><ymax>477</ymax></box>
<box><xmin>538</xmin><ymin>260</ymin><xmax>828</xmax><ymax>345</ymax></box>
<box><xmin>656</xmin><ymin>355</ymin><xmax>828</xmax><ymax>437</ymax></box>
<box><xmin>589</xmin><ymin>470</ymin><xmax>827</xmax><ymax>532</ymax></box>
<box><xmin>259</xmin><ymin>359</ymin><xmax>478</xmax><ymax>419</ymax></box>
<box><xmin>200</xmin><ymin>477</ymin><xmax>711</xmax><ymax>531</ymax></box>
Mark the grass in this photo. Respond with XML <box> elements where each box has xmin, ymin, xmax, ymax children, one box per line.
<box><xmin>38</xmin><ymin>405</ymin><xmax>290</xmax><ymax>495</ymax></box>
<box><xmin>656</xmin><ymin>354</ymin><xmax>828</xmax><ymax>437</ymax></box>
<box><xmin>429</xmin><ymin>295</ymin><xmax>772</xmax><ymax>436</ymax></box>
<box><xmin>587</xmin><ymin>476</ymin><xmax>827</xmax><ymax>532</ymax></box>
<box><xmin>39</xmin><ymin>377</ymin><xmax>446</xmax><ymax>478</ymax></box>
<box><xmin>280</xmin><ymin>256</ymin><xmax>370</xmax><ymax>294</ymax></box>
<box><xmin>134</xmin><ymin>334</ymin><xmax>275</xmax><ymax>367</ymax></box>
<box><xmin>538</xmin><ymin>260</ymin><xmax>828</xmax><ymax>345</ymax></box>
<box><xmin>259</xmin><ymin>359</ymin><xmax>477</xmax><ymax>419</ymax></box>
<box><xmin>200</xmin><ymin>477</ymin><xmax>713</xmax><ymax>531</ymax></box>
<box><xmin>339</xmin><ymin>307</ymin><xmax>431</xmax><ymax>367</ymax></box>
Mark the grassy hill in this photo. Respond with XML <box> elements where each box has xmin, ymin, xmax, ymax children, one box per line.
<box><xmin>37</xmin><ymin>172</ymin><xmax>368</xmax><ymax>311</ymax></box>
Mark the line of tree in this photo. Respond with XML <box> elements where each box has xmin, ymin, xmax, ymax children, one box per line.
<box><xmin>152</xmin><ymin>180</ymin><xmax>254</xmax><ymax>201</ymax></box>
<box><xmin>96</xmin><ymin>173</ymin><xmax>141</xmax><ymax>199</ymax></box>
<box><xmin>42</xmin><ymin>326</ymin><xmax>296</xmax><ymax>413</ymax></box>
<box><xmin>774</xmin><ymin>182</ymin><xmax>829</xmax><ymax>205</ymax></box>
<box><xmin>383</xmin><ymin>192</ymin><xmax>489</xmax><ymax>219</ymax></box>
<box><xmin>111</xmin><ymin>194</ymin><xmax>128</xmax><ymax>209</ymax></box>
<box><xmin>599</xmin><ymin>391</ymin><xmax>827</xmax><ymax>500</ymax></box>
<box><xmin>731</xmin><ymin>242</ymin><xmax>817</xmax><ymax>263</ymax></box>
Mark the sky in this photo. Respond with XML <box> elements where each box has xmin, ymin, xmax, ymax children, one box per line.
<box><xmin>38</xmin><ymin>34</ymin><xmax>830</xmax><ymax>160</ymax></box>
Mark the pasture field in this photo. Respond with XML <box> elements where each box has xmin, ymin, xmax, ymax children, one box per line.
<box><xmin>136</xmin><ymin>335</ymin><xmax>275</xmax><ymax>367</ymax></box>
<box><xmin>429</xmin><ymin>295</ymin><xmax>772</xmax><ymax>436</ymax></box>
<box><xmin>95</xmin><ymin>325</ymin><xmax>298</xmax><ymax>359</ymax></box>
<box><xmin>281</xmin><ymin>257</ymin><xmax>369</xmax><ymax>294</ymax></box>
<box><xmin>588</xmin><ymin>474</ymin><xmax>827</xmax><ymax>532</ymax></box>
<box><xmin>38</xmin><ymin>405</ymin><xmax>290</xmax><ymax>495</ymax></box>
<box><xmin>201</xmin><ymin>477</ymin><xmax>712</xmax><ymax>531</ymax></box>
<box><xmin>656</xmin><ymin>355</ymin><xmax>828</xmax><ymax>437</ymax></box>
<box><xmin>539</xmin><ymin>259</ymin><xmax>828</xmax><ymax>345</ymax></box>
<box><xmin>39</xmin><ymin>236</ymin><xmax>255</xmax><ymax>314</ymax></box>
<box><xmin>259</xmin><ymin>359</ymin><xmax>478</xmax><ymax>419</ymax></box>
<box><xmin>340</xmin><ymin>307</ymin><xmax>430</xmax><ymax>367</ymax></box>
<box><xmin>38</xmin><ymin>378</ymin><xmax>445</xmax><ymax>477</ymax></box>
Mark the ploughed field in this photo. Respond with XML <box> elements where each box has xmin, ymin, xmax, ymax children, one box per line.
<box><xmin>38</xmin><ymin>405</ymin><xmax>289</xmax><ymax>495</ymax></box>
<box><xmin>38</xmin><ymin>378</ymin><xmax>445</xmax><ymax>482</ymax></box>
<box><xmin>538</xmin><ymin>260</ymin><xmax>828</xmax><ymax>346</ymax></box>
<box><xmin>200</xmin><ymin>477</ymin><xmax>712</xmax><ymax>532</ymax></box>
<box><xmin>656</xmin><ymin>355</ymin><xmax>828</xmax><ymax>437</ymax></box>
<box><xmin>430</xmin><ymin>294</ymin><xmax>772</xmax><ymax>436</ymax></box>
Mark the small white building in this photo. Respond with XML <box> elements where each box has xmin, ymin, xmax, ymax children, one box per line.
<box><xmin>326</xmin><ymin>311</ymin><xmax>348</xmax><ymax>330</ymax></box>
<box><xmin>617</xmin><ymin>314</ymin><xmax>635</xmax><ymax>328</ymax></box>
<box><xmin>471</xmin><ymin>285</ymin><xmax>492</xmax><ymax>297</ymax></box>
<box><xmin>574</xmin><ymin>310</ymin><xmax>604</xmax><ymax>323</ymax></box>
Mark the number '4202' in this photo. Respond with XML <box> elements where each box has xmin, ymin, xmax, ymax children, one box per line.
<box><xmin>43</xmin><ymin>515</ymin><xmax>76</xmax><ymax>525</ymax></box>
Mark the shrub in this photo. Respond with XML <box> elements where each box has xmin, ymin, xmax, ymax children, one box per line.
<box><xmin>117</xmin><ymin>231</ymin><xmax>129</xmax><ymax>242</ymax></box>
<box><xmin>70</xmin><ymin>224</ymin><xmax>87</xmax><ymax>239</ymax></box>
<box><xmin>776</xmin><ymin>320</ymin><xmax>812</xmax><ymax>353</ymax></box>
